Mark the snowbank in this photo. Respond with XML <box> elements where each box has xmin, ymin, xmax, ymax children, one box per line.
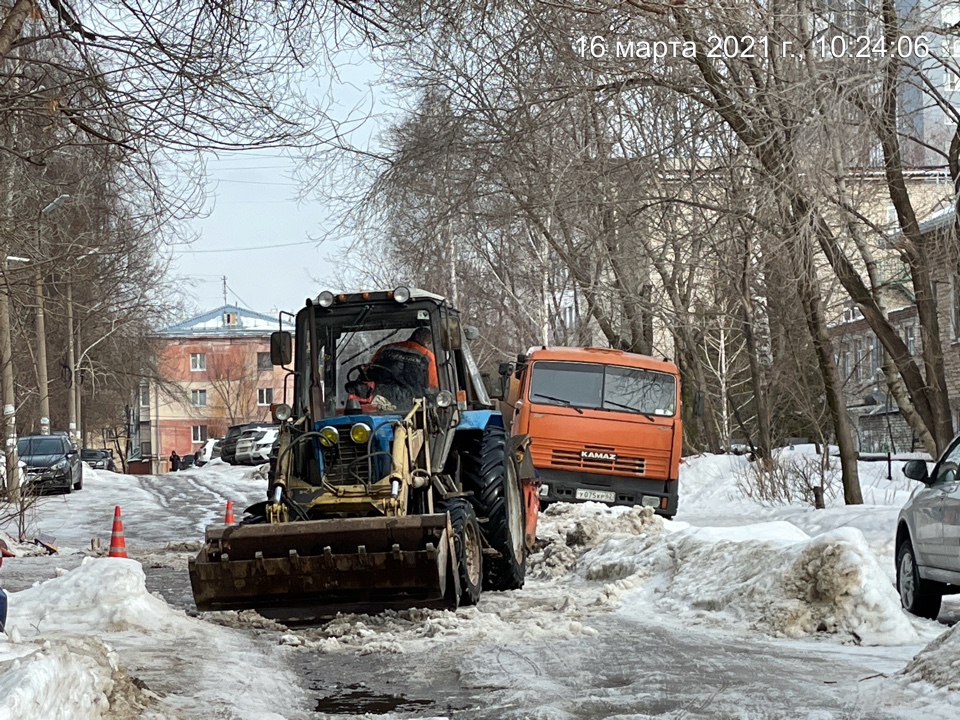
<box><xmin>2</xmin><ymin>558</ymin><xmax>305</xmax><ymax>719</ymax></box>
<box><xmin>0</xmin><ymin>637</ymin><xmax>146</xmax><ymax>720</ymax></box>
<box><xmin>583</xmin><ymin>523</ymin><xmax>918</xmax><ymax>645</ymax></box>
<box><xmin>899</xmin><ymin>623</ymin><xmax>960</xmax><ymax>690</ymax></box>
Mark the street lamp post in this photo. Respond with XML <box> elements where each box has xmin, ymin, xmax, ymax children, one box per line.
<box><xmin>35</xmin><ymin>194</ymin><xmax>69</xmax><ymax>436</ymax></box>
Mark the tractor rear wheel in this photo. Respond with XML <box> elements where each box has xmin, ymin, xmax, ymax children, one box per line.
<box><xmin>438</xmin><ymin>499</ymin><xmax>482</xmax><ymax>606</ymax></box>
<box><xmin>460</xmin><ymin>426</ymin><xmax>526</xmax><ymax>591</ymax></box>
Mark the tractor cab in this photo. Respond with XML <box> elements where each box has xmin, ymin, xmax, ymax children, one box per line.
<box><xmin>276</xmin><ymin>287</ymin><xmax>491</xmax><ymax>421</ymax></box>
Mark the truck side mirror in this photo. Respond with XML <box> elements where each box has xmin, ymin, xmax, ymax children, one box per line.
<box><xmin>694</xmin><ymin>390</ymin><xmax>705</xmax><ymax>418</ymax></box>
<box><xmin>464</xmin><ymin>325</ymin><xmax>480</xmax><ymax>341</ymax></box>
<box><xmin>498</xmin><ymin>361</ymin><xmax>515</xmax><ymax>377</ymax></box>
<box><xmin>270</xmin><ymin>331</ymin><xmax>292</xmax><ymax>366</ymax></box>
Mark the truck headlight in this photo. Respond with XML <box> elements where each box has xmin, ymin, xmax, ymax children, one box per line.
<box><xmin>318</xmin><ymin>426</ymin><xmax>339</xmax><ymax>447</ymax></box>
<box><xmin>349</xmin><ymin>423</ymin><xmax>371</xmax><ymax>444</ymax></box>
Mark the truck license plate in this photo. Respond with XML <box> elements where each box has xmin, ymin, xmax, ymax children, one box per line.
<box><xmin>575</xmin><ymin>488</ymin><xmax>616</xmax><ymax>503</ymax></box>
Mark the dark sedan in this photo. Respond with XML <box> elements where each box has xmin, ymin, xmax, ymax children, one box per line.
<box><xmin>18</xmin><ymin>435</ymin><xmax>83</xmax><ymax>493</ymax></box>
<box><xmin>81</xmin><ymin>448</ymin><xmax>117</xmax><ymax>472</ymax></box>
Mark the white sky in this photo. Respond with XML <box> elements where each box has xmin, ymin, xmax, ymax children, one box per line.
<box><xmin>169</xmin><ymin>53</ymin><xmax>392</xmax><ymax>317</ymax></box>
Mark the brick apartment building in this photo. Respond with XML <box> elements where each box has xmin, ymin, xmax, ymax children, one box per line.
<box><xmin>137</xmin><ymin>305</ymin><xmax>293</xmax><ymax>473</ymax></box>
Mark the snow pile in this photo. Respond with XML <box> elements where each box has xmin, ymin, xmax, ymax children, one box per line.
<box><xmin>899</xmin><ymin>622</ymin><xmax>960</xmax><ymax>690</ymax></box>
<box><xmin>3</xmin><ymin>558</ymin><xmax>305</xmax><ymax>719</ymax></box>
<box><xmin>0</xmin><ymin>637</ymin><xmax>147</xmax><ymax>720</ymax></box>
<box><xmin>529</xmin><ymin>502</ymin><xmax>664</xmax><ymax>579</ymax></box>
<box><xmin>582</xmin><ymin>522</ymin><xmax>919</xmax><ymax>645</ymax></box>
<box><xmin>10</xmin><ymin>558</ymin><xmax>181</xmax><ymax>634</ymax></box>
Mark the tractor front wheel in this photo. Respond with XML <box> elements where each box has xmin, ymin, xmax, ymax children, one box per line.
<box><xmin>439</xmin><ymin>499</ymin><xmax>482</xmax><ymax>606</ymax></box>
<box><xmin>460</xmin><ymin>426</ymin><xmax>526</xmax><ymax>591</ymax></box>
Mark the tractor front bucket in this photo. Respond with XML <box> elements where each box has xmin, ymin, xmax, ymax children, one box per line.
<box><xmin>188</xmin><ymin>514</ymin><xmax>459</xmax><ymax>623</ymax></box>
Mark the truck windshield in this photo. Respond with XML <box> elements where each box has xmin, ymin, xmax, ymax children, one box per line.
<box><xmin>529</xmin><ymin>361</ymin><xmax>677</xmax><ymax>416</ymax></box>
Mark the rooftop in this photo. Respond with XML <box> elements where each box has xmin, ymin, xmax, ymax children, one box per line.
<box><xmin>156</xmin><ymin>305</ymin><xmax>293</xmax><ymax>337</ymax></box>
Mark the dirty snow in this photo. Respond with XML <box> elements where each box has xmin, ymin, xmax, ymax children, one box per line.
<box><xmin>0</xmin><ymin>464</ymin><xmax>304</xmax><ymax>720</ymax></box>
<box><xmin>0</xmin><ymin>449</ymin><xmax>958</xmax><ymax>717</ymax></box>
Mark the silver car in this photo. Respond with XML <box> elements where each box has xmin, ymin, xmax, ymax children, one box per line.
<box><xmin>235</xmin><ymin>427</ymin><xmax>278</xmax><ymax>465</ymax></box>
<box><xmin>896</xmin><ymin>443</ymin><xmax>960</xmax><ymax>619</ymax></box>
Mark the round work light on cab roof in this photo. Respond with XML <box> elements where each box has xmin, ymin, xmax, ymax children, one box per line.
<box><xmin>393</xmin><ymin>286</ymin><xmax>411</xmax><ymax>303</ymax></box>
<box><xmin>317</xmin><ymin>291</ymin><xmax>335</xmax><ymax>308</ymax></box>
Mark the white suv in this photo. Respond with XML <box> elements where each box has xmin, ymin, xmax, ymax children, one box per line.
<box><xmin>235</xmin><ymin>427</ymin><xmax>278</xmax><ymax>465</ymax></box>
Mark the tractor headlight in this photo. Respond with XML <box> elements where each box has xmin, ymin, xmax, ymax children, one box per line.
<box><xmin>274</xmin><ymin>403</ymin><xmax>292</xmax><ymax>422</ymax></box>
<box><xmin>350</xmin><ymin>422</ymin><xmax>371</xmax><ymax>444</ymax></box>
<box><xmin>393</xmin><ymin>286</ymin><xmax>411</xmax><ymax>303</ymax></box>
<box><xmin>317</xmin><ymin>291</ymin><xmax>335</xmax><ymax>308</ymax></box>
<box><xmin>436</xmin><ymin>390</ymin><xmax>455</xmax><ymax>408</ymax></box>
<box><xmin>318</xmin><ymin>426</ymin><xmax>340</xmax><ymax>447</ymax></box>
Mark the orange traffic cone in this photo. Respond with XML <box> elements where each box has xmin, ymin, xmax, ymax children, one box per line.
<box><xmin>108</xmin><ymin>506</ymin><xmax>127</xmax><ymax>558</ymax></box>
<box><xmin>224</xmin><ymin>500</ymin><xmax>235</xmax><ymax>525</ymax></box>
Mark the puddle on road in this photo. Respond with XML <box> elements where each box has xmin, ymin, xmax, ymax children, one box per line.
<box><xmin>314</xmin><ymin>683</ymin><xmax>435</xmax><ymax>715</ymax></box>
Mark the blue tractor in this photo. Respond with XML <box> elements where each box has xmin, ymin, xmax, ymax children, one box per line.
<box><xmin>189</xmin><ymin>288</ymin><xmax>535</xmax><ymax>622</ymax></box>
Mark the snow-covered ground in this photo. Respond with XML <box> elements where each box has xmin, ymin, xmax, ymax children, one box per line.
<box><xmin>1</xmin><ymin>450</ymin><xmax>959</xmax><ymax>718</ymax></box>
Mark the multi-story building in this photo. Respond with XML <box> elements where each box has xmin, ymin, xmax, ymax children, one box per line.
<box><xmin>832</xmin><ymin>205</ymin><xmax>960</xmax><ymax>451</ymax></box>
<box><xmin>137</xmin><ymin>305</ymin><xmax>293</xmax><ymax>473</ymax></box>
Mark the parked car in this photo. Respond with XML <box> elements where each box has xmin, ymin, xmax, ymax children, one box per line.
<box><xmin>896</xmin><ymin>443</ymin><xmax>960</xmax><ymax>619</ymax></box>
<box><xmin>17</xmin><ymin>434</ymin><xmax>83</xmax><ymax>493</ymax></box>
<box><xmin>196</xmin><ymin>438</ymin><xmax>221</xmax><ymax>466</ymax></box>
<box><xmin>221</xmin><ymin>422</ymin><xmax>271</xmax><ymax>465</ymax></box>
<box><xmin>219</xmin><ymin>424</ymin><xmax>245</xmax><ymax>465</ymax></box>
<box><xmin>235</xmin><ymin>427</ymin><xmax>279</xmax><ymax>465</ymax></box>
<box><xmin>81</xmin><ymin>448</ymin><xmax>117</xmax><ymax>472</ymax></box>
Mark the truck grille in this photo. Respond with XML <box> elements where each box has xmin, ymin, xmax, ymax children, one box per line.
<box><xmin>551</xmin><ymin>445</ymin><xmax>647</xmax><ymax>477</ymax></box>
<box><xmin>324</xmin><ymin>437</ymin><xmax>373</xmax><ymax>486</ymax></box>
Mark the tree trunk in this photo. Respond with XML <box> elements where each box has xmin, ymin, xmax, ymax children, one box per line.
<box><xmin>794</xmin><ymin>232</ymin><xmax>862</xmax><ymax>504</ymax></box>
<box><xmin>740</xmin><ymin>235</ymin><xmax>772</xmax><ymax>459</ymax></box>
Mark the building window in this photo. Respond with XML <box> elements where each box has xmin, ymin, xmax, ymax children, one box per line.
<box><xmin>192</xmin><ymin>425</ymin><xmax>208</xmax><ymax>443</ymax></box>
<box><xmin>190</xmin><ymin>353</ymin><xmax>206</xmax><ymax>372</ymax></box>
<box><xmin>141</xmin><ymin>441</ymin><xmax>152</xmax><ymax>456</ymax></box>
<box><xmin>257</xmin><ymin>352</ymin><xmax>272</xmax><ymax>371</ymax></box>
<box><xmin>257</xmin><ymin>388</ymin><xmax>274</xmax><ymax>406</ymax></box>
<box><xmin>139</xmin><ymin>384</ymin><xmax>149</xmax><ymax>407</ymax></box>
<box><xmin>871</xmin><ymin>336</ymin><xmax>881</xmax><ymax>374</ymax></box>
<box><xmin>904</xmin><ymin>325</ymin><xmax>916</xmax><ymax>355</ymax></box>
<box><xmin>191</xmin><ymin>389</ymin><xmax>207</xmax><ymax>407</ymax></box>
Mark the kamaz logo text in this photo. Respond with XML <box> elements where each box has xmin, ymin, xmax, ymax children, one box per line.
<box><xmin>581</xmin><ymin>451</ymin><xmax>617</xmax><ymax>461</ymax></box>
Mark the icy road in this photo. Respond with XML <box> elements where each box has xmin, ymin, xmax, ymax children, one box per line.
<box><xmin>2</xmin><ymin>451</ymin><xmax>960</xmax><ymax>719</ymax></box>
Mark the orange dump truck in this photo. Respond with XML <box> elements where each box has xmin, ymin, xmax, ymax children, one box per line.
<box><xmin>499</xmin><ymin>347</ymin><xmax>682</xmax><ymax>518</ymax></box>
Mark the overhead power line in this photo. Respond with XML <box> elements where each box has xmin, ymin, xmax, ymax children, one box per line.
<box><xmin>180</xmin><ymin>240</ymin><xmax>317</xmax><ymax>254</ymax></box>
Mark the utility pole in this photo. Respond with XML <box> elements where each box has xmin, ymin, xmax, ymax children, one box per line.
<box><xmin>66</xmin><ymin>278</ymin><xmax>77</xmax><ymax>443</ymax></box>
<box><xmin>34</xmin><ymin>262</ymin><xmax>49</xmax><ymax>434</ymax></box>
<box><xmin>0</xmin><ymin>264</ymin><xmax>18</xmax><ymax>501</ymax></box>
